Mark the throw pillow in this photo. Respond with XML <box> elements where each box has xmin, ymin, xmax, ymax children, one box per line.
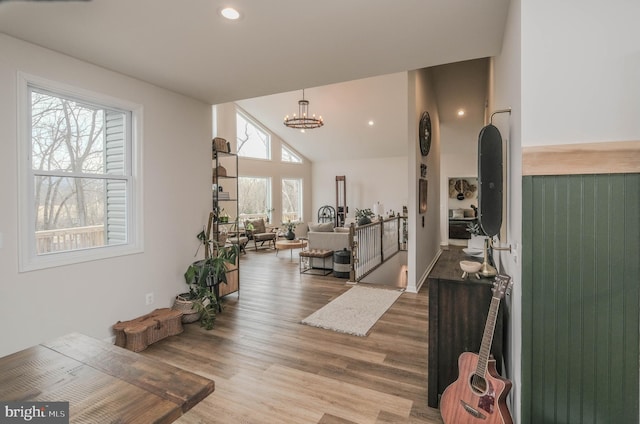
<box><xmin>452</xmin><ymin>209</ymin><xmax>465</xmax><ymax>219</ymax></box>
<box><xmin>309</xmin><ymin>222</ymin><xmax>334</xmax><ymax>232</ymax></box>
<box><xmin>334</xmin><ymin>227</ymin><xmax>350</xmax><ymax>233</ymax></box>
<box><xmin>246</xmin><ymin>218</ymin><xmax>266</xmax><ymax>233</ymax></box>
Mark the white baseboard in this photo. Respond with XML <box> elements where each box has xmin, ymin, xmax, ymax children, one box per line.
<box><xmin>415</xmin><ymin>248</ymin><xmax>443</xmax><ymax>293</ymax></box>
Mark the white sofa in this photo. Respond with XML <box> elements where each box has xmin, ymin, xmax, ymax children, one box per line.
<box><xmin>306</xmin><ymin>222</ymin><xmax>351</xmax><ymax>269</ymax></box>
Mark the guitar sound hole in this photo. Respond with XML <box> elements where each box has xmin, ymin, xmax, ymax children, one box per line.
<box><xmin>470</xmin><ymin>374</ymin><xmax>487</xmax><ymax>395</ymax></box>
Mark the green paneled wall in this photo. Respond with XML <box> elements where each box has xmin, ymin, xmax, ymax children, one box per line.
<box><xmin>522</xmin><ymin>174</ymin><xmax>639</xmax><ymax>424</ymax></box>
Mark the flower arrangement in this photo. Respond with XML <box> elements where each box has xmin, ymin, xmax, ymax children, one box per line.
<box><xmin>355</xmin><ymin>208</ymin><xmax>374</xmax><ymax>219</ymax></box>
<box><xmin>283</xmin><ymin>220</ymin><xmax>298</xmax><ymax>232</ymax></box>
<box><xmin>355</xmin><ymin>208</ymin><xmax>375</xmax><ymax>225</ymax></box>
<box><xmin>282</xmin><ymin>220</ymin><xmax>299</xmax><ymax>240</ymax></box>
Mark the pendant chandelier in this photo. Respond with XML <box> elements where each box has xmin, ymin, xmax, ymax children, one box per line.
<box><xmin>283</xmin><ymin>89</ymin><xmax>324</xmax><ymax>130</ymax></box>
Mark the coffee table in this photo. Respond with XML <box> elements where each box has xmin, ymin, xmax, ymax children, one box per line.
<box><xmin>275</xmin><ymin>239</ymin><xmax>307</xmax><ymax>261</ymax></box>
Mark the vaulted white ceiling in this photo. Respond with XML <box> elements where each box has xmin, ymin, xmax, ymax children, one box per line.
<box><xmin>238</xmin><ymin>58</ymin><xmax>490</xmax><ymax>162</ymax></box>
<box><xmin>237</xmin><ymin>72</ymin><xmax>412</xmax><ymax>162</ymax></box>
<box><xmin>0</xmin><ymin>0</ymin><xmax>509</xmax><ymax>161</ymax></box>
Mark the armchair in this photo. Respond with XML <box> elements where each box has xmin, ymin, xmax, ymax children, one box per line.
<box><xmin>244</xmin><ymin>218</ymin><xmax>277</xmax><ymax>251</ymax></box>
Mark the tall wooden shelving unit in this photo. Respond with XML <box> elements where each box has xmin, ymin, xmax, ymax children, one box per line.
<box><xmin>211</xmin><ymin>142</ymin><xmax>239</xmax><ymax>297</ymax></box>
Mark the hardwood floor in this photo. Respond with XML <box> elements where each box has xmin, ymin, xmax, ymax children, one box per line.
<box><xmin>142</xmin><ymin>247</ymin><xmax>444</xmax><ymax>424</ymax></box>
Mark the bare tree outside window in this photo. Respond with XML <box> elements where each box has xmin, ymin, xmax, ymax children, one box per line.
<box><xmin>281</xmin><ymin>145</ymin><xmax>302</xmax><ymax>163</ymax></box>
<box><xmin>236</xmin><ymin>112</ymin><xmax>270</xmax><ymax>159</ymax></box>
<box><xmin>238</xmin><ymin>176</ymin><xmax>270</xmax><ymax>221</ymax></box>
<box><xmin>30</xmin><ymin>88</ymin><xmax>129</xmax><ymax>254</ymax></box>
<box><xmin>282</xmin><ymin>178</ymin><xmax>302</xmax><ymax>222</ymax></box>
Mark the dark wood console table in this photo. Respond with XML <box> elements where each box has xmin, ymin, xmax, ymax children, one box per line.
<box><xmin>448</xmin><ymin>218</ymin><xmax>477</xmax><ymax>239</ymax></box>
<box><xmin>0</xmin><ymin>333</ymin><xmax>214</xmax><ymax>423</ymax></box>
<box><xmin>427</xmin><ymin>247</ymin><xmax>504</xmax><ymax>408</ymax></box>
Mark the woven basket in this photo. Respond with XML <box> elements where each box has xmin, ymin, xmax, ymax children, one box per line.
<box><xmin>173</xmin><ymin>295</ymin><xmax>200</xmax><ymax>323</ymax></box>
<box><xmin>113</xmin><ymin>308</ymin><xmax>183</xmax><ymax>352</ymax></box>
<box><xmin>124</xmin><ymin>324</ymin><xmax>148</xmax><ymax>352</ymax></box>
<box><xmin>215</xmin><ymin>165</ymin><xmax>227</xmax><ymax>177</ymax></box>
<box><xmin>212</xmin><ymin>137</ymin><xmax>229</xmax><ymax>152</ymax></box>
<box><xmin>146</xmin><ymin>309</ymin><xmax>183</xmax><ymax>344</ymax></box>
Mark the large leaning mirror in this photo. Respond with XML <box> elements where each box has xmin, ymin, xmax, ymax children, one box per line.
<box><xmin>447</xmin><ymin>177</ymin><xmax>478</xmax><ymax>245</ymax></box>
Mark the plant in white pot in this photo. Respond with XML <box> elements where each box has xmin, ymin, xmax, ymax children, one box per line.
<box><xmin>175</xmin><ymin>230</ymin><xmax>238</xmax><ymax>330</ymax></box>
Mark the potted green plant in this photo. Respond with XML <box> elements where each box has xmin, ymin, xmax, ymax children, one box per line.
<box><xmin>355</xmin><ymin>208</ymin><xmax>374</xmax><ymax>225</ymax></box>
<box><xmin>175</xmin><ymin>230</ymin><xmax>239</xmax><ymax>330</ymax></box>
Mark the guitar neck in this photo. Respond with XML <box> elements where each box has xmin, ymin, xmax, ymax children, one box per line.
<box><xmin>475</xmin><ymin>295</ymin><xmax>501</xmax><ymax>378</ymax></box>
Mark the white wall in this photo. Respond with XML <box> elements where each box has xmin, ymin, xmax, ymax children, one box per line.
<box><xmin>491</xmin><ymin>0</ymin><xmax>522</xmax><ymax>419</ymax></box>
<box><xmin>0</xmin><ymin>35</ymin><xmax>213</xmax><ymax>356</ymax></box>
<box><xmin>311</xmin><ymin>156</ymin><xmax>409</xmax><ymax>221</ymax></box>
<box><xmin>410</xmin><ymin>68</ymin><xmax>441</xmax><ymax>293</ymax></box>
<box><xmin>521</xmin><ymin>0</ymin><xmax>640</xmax><ymax>146</ymax></box>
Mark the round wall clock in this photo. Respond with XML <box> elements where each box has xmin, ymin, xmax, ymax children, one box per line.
<box><xmin>419</xmin><ymin>111</ymin><xmax>432</xmax><ymax>156</ymax></box>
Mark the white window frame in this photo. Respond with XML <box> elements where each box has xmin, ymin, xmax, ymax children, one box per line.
<box><xmin>17</xmin><ymin>73</ymin><xmax>144</xmax><ymax>272</ymax></box>
<box><xmin>238</xmin><ymin>175</ymin><xmax>272</xmax><ymax>221</ymax></box>
<box><xmin>281</xmin><ymin>144</ymin><xmax>302</xmax><ymax>164</ymax></box>
<box><xmin>281</xmin><ymin>178</ymin><xmax>303</xmax><ymax>222</ymax></box>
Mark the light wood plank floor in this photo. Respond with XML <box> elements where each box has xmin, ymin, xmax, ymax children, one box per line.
<box><xmin>142</xmin><ymin>247</ymin><xmax>444</xmax><ymax>424</ymax></box>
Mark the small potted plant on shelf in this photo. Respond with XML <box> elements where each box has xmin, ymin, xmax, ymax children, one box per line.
<box><xmin>174</xmin><ymin>229</ymin><xmax>238</xmax><ymax>330</ymax></box>
<box><xmin>283</xmin><ymin>220</ymin><xmax>298</xmax><ymax>240</ymax></box>
<box><xmin>355</xmin><ymin>208</ymin><xmax>375</xmax><ymax>225</ymax></box>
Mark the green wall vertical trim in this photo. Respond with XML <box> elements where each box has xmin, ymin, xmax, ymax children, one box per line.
<box><xmin>522</xmin><ymin>174</ymin><xmax>639</xmax><ymax>424</ymax></box>
<box><xmin>522</xmin><ymin>176</ymin><xmax>533</xmax><ymax>423</ymax></box>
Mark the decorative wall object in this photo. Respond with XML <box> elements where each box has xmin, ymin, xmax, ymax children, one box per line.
<box><xmin>419</xmin><ymin>179</ymin><xmax>428</xmax><ymax>214</ymax></box>
<box><xmin>420</xmin><ymin>163</ymin><xmax>427</xmax><ymax>178</ymax></box>
<box><xmin>448</xmin><ymin>178</ymin><xmax>477</xmax><ymax>200</ymax></box>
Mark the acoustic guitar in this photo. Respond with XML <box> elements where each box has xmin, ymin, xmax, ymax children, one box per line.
<box><xmin>440</xmin><ymin>274</ymin><xmax>513</xmax><ymax>424</ymax></box>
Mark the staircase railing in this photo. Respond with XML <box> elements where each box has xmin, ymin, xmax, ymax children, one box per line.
<box><xmin>349</xmin><ymin>216</ymin><xmax>406</xmax><ymax>282</ymax></box>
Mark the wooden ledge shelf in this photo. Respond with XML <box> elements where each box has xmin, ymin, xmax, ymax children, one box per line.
<box><xmin>523</xmin><ymin>140</ymin><xmax>640</xmax><ymax>176</ymax></box>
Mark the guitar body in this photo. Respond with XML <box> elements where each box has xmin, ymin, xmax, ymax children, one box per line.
<box><xmin>440</xmin><ymin>352</ymin><xmax>513</xmax><ymax>424</ymax></box>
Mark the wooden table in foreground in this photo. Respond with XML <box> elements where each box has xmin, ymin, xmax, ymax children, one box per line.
<box><xmin>0</xmin><ymin>332</ymin><xmax>214</xmax><ymax>423</ymax></box>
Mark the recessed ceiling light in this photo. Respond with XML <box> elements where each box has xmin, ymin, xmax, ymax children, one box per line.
<box><xmin>221</xmin><ymin>7</ymin><xmax>240</xmax><ymax>20</ymax></box>
<box><xmin>368</xmin><ymin>120</ymin><xmax>375</xmax><ymax>126</ymax></box>
<box><xmin>457</xmin><ymin>109</ymin><xmax>465</xmax><ymax>117</ymax></box>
